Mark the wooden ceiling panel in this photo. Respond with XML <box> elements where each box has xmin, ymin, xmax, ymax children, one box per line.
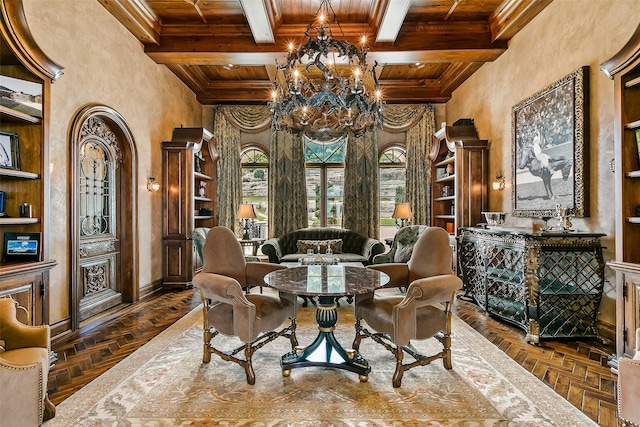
<box><xmin>380</xmin><ymin>63</ymin><xmax>447</xmax><ymax>80</ymax></box>
<box><xmin>408</xmin><ymin>0</ymin><xmax>505</xmax><ymax>21</ymax></box>
<box><xmin>200</xmin><ymin>64</ymin><xmax>271</xmax><ymax>80</ymax></box>
<box><xmin>276</xmin><ymin>0</ymin><xmax>373</xmax><ymax>24</ymax></box>
<box><xmin>100</xmin><ymin>0</ymin><xmax>552</xmax><ymax>104</ymax></box>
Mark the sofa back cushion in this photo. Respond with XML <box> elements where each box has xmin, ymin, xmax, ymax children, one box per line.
<box><xmin>296</xmin><ymin>239</ymin><xmax>343</xmax><ymax>254</ymax></box>
<box><xmin>278</xmin><ymin>228</ymin><xmax>367</xmax><ymax>255</ymax></box>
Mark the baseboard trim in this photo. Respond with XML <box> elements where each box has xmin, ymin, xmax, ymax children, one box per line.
<box><xmin>51</xmin><ymin>317</ymin><xmax>73</xmax><ymax>344</ymax></box>
<box><xmin>139</xmin><ymin>278</ymin><xmax>164</xmax><ymax>300</ymax></box>
<box><xmin>597</xmin><ymin>319</ymin><xmax>616</xmax><ymax>345</ymax></box>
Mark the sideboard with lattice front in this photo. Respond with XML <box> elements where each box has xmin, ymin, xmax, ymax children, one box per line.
<box><xmin>458</xmin><ymin>227</ymin><xmax>605</xmax><ymax>343</ymax></box>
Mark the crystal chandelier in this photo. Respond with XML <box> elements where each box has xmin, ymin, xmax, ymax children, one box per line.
<box><xmin>269</xmin><ymin>0</ymin><xmax>384</xmax><ymax>141</ymax></box>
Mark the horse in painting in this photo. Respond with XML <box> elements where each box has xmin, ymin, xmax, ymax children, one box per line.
<box><xmin>518</xmin><ymin>145</ymin><xmax>573</xmax><ymax>199</ymax></box>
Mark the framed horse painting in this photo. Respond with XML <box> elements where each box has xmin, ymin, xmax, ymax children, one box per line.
<box><xmin>511</xmin><ymin>66</ymin><xmax>589</xmax><ymax>219</ymax></box>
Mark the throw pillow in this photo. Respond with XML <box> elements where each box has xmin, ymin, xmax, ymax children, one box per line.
<box><xmin>297</xmin><ymin>239</ymin><xmax>343</xmax><ymax>254</ymax></box>
<box><xmin>393</xmin><ymin>241</ymin><xmax>414</xmax><ymax>263</ymax></box>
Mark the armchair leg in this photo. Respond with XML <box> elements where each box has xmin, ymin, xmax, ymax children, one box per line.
<box><xmin>43</xmin><ymin>395</ymin><xmax>56</xmax><ymax>421</ymax></box>
<box><xmin>244</xmin><ymin>346</ymin><xmax>256</xmax><ymax>385</ymax></box>
<box><xmin>443</xmin><ymin>333</ymin><xmax>452</xmax><ymax>369</ymax></box>
<box><xmin>203</xmin><ymin>330</ymin><xmax>213</xmax><ymax>363</ymax></box>
<box><xmin>392</xmin><ymin>347</ymin><xmax>405</xmax><ymax>388</ymax></box>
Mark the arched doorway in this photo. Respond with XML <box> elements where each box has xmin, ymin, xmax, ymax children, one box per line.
<box><xmin>69</xmin><ymin>105</ymin><xmax>138</xmax><ymax>329</ymax></box>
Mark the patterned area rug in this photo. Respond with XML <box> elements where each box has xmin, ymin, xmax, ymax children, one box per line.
<box><xmin>45</xmin><ymin>297</ymin><xmax>596</xmax><ymax>426</ymax></box>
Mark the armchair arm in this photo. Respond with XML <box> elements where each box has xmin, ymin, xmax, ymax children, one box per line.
<box><xmin>372</xmin><ymin>251</ymin><xmax>393</xmax><ymax>264</ymax></box>
<box><xmin>0</xmin><ymin>358</ymin><xmax>44</xmax><ymax>426</ymax></box>
<box><xmin>193</xmin><ymin>272</ymin><xmax>258</xmax><ymax>343</ymax></box>
<box><xmin>245</xmin><ymin>262</ymin><xmax>286</xmax><ymax>287</ymax></box>
<box><xmin>618</xmin><ymin>356</ymin><xmax>640</xmax><ymax>425</ymax></box>
<box><xmin>0</xmin><ymin>301</ymin><xmax>49</xmax><ymax>351</ymax></box>
<box><xmin>368</xmin><ymin>263</ymin><xmax>409</xmax><ymax>288</ymax></box>
<box><xmin>261</xmin><ymin>238</ymin><xmax>282</xmax><ymax>263</ymax></box>
<box><xmin>194</xmin><ymin>272</ymin><xmax>244</xmax><ymax>304</ymax></box>
<box><xmin>408</xmin><ymin>275</ymin><xmax>463</xmax><ymax>307</ymax></box>
<box><xmin>361</xmin><ymin>238</ymin><xmax>385</xmax><ymax>263</ymax></box>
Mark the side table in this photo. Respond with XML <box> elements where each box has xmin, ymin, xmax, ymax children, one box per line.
<box><xmin>238</xmin><ymin>238</ymin><xmax>265</xmax><ymax>256</ymax></box>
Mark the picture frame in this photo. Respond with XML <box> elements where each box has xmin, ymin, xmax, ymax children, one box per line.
<box><xmin>2</xmin><ymin>232</ymin><xmax>41</xmax><ymax>262</ymax></box>
<box><xmin>511</xmin><ymin>66</ymin><xmax>589</xmax><ymax>218</ymax></box>
<box><xmin>0</xmin><ymin>131</ymin><xmax>20</xmax><ymax>170</ymax></box>
<box><xmin>0</xmin><ymin>75</ymin><xmax>43</xmax><ymax>119</ymax></box>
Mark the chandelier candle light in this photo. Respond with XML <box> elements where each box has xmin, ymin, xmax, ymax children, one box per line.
<box><xmin>270</xmin><ymin>0</ymin><xmax>384</xmax><ymax>141</ymax></box>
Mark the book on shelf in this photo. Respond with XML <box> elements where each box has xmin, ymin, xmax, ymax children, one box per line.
<box><xmin>636</xmin><ymin>128</ymin><xmax>640</xmax><ymax>166</ymax></box>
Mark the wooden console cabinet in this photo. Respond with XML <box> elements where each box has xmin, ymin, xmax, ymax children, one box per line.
<box><xmin>601</xmin><ymin>23</ymin><xmax>640</xmax><ymax>369</ymax></box>
<box><xmin>162</xmin><ymin>128</ymin><xmax>217</xmax><ymax>288</ymax></box>
<box><xmin>0</xmin><ymin>1</ymin><xmax>60</xmax><ymax>325</ymax></box>
<box><xmin>458</xmin><ymin>227</ymin><xmax>605</xmax><ymax>343</ymax></box>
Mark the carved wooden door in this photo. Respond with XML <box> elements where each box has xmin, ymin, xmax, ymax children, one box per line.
<box><xmin>76</xmin><ymin>118</ymin><xmax>122</xmax><ymax>321</ymax></box>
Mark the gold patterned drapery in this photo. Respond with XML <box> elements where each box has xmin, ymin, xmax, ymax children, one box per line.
<box><xmin>343</xmin><ymin>131</ymin><xmax>379</xmax><ymax>238</ymax></box>
<box><xmin>383</xmin><ymin>104</ymin><xmax>435</xmax><ymax>226</ymax></box>
<box><xmin>213</xmin><ymin>107</ymin><xmax>243</xmax><ymax>234</ymax></box>
<box><xmin>268</xmin><ymin>131</ymin><xmax>307</xmax><ymax>237</ymax></box>
<box><xmin>220</xmin><ymin>106</ymin><xmax>271</xmax><ymax>133</ymax></box>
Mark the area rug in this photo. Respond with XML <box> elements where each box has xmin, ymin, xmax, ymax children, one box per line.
<box><xmin>44</xmin><ymin>300</ymin><xmax>596</xmax><ymax>426</ymax></box>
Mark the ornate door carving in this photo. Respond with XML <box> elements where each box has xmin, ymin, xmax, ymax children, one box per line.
<box><xmin>76</xmin><ymin>117</ymin><xmax>121</xmax><ymax>321</ymax></box>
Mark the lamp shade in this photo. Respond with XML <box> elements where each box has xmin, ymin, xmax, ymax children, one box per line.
<box><xmin>392</xmin><ymin>203</ymin><xmax>413</xmax><ymax>219</ymax></box>
<box><xmin>236</xmin><ymin>204</ymin><xmax>257</xmax><ymax>219</ymax></box>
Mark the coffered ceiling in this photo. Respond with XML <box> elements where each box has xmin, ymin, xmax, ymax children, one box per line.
<box><xmin>99</xmin><ymin>0</ymin><xmax>551</xmax><ymax>104</ymax></box>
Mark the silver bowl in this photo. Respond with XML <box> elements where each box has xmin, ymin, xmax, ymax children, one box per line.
<box><xmin>482</xmin><ymin>212</ymin><xmax>507</xmax><ymax>226</ymax></box>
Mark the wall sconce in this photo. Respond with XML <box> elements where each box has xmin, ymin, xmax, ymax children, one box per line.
<box><xmin>236</xmin><ymin>203</ymin><xmax>257</xmax><ymax>240</ymax></box>
<box><xmin>392</xmin><ymin>203</ymin><xmax>413</xmax><ymax>228</ymax></box>
<box><xmin>492</xmin><ymin>171</ymin><xmax>505</xmax><ymax>191</ymax></box>
<box><xmin>146</xmin><ymin>176</ymin><xmax>160</xmax><ymax>192</ymax></box>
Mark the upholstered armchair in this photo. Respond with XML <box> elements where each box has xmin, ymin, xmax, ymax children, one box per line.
<box><xmin>353</xmin><ymin>226</ymin><xmax>462</xmax><ymax>387</ymax></box>
<box><xmin>373</xmin><ymin>225</ymin><xmax>428</xmax><ymax>264</ymax></box>
<box><xmin>194</xmin><ymin>227</ymin><xmax>260</xmax><ymax>265</ymax></box>
<box><xmin>0</xmin><ymin>298</ymin><xmax>55</xmax><ymax>426</ymax></box>
<box><xmin>618</xmin><ymin>328</ymin><xmax>640</xmax><ymax>426</ymax></box>
<box><xmin>193</xmin><ymin>226</ymin><xmax>298</xmax><ymax>384</ymax></box>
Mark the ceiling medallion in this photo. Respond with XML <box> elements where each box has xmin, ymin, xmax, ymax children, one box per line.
<box><xmin>269</xmin><ymin>0</ymin><xmax>384</xmax><ymax>141</ymax></box>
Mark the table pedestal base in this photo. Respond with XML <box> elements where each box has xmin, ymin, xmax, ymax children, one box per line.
<box><xmin>281</xmin><ymin>296</ymin><xmax>370</xmax><ymax>381</ymax></box>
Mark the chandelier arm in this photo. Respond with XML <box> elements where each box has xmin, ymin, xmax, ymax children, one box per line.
<box><xmin>269</xmin><ymin>0</ymin><xmax>383</xmax><ymax>138</ymax></box>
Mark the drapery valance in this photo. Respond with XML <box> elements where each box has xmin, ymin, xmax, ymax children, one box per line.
<box><xmin>220</xmin><ymin>105</ymin><xmax>271</xmax><ymax>133</ymax></box>
<box><xmin>382</xmin><ymin>104</ymin><xmax>429</xmax><ymax>133</ymax></box>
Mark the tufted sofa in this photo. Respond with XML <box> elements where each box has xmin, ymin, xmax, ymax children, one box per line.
<box><xmin>261</xmin><ymin>227</ymin><xmax>384</xmax><ymax>265</ymax></box>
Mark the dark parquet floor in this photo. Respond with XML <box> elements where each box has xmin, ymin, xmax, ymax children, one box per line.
<box><xmin>47</xmin><ymin>288</ymin><xmax>618</xmax><ymax>426</ymax></box>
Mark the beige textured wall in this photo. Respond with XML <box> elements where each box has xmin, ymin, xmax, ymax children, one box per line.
<box><xmin>446</xmin><ymin>0</ymin><xmax>640</xmax><ymax>328</ymax></box>
<box><xmin>22</xmin><ymin>0</ymin><xmax>203</xmax><ymax>324</ymax></box>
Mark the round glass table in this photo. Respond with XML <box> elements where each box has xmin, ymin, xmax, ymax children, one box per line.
<box><xmin>264</xmin><ymin>265</ymin><xmax>389</xmax><ymax>381</ymax></box>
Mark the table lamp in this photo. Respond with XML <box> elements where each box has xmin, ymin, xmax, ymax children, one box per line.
<box><xmin>392</xmin><ymin>203</ymin><xmax>412</xmax><ymax>228</ymax></box>
<box><xmin>237</xmin><ymin>203</ymin><xmax>257</xmax><ymax>240</ymax></box>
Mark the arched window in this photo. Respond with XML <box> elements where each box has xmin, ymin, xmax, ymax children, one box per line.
<box><xmin>379</xmin><ymin>144</ymin><xmax>407</xmax><ymax>237</ymax></box>
<box><xmin>305</xmin><ymin>136</ymin><xmax>346</xmax><ymax>228</ymax></box>
<box><xmin>240</xmin><ymin>145</ymin><xmax>268</xmax><ymax>235</ymax></box>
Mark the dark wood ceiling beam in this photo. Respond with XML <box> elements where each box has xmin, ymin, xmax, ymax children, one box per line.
<box><xmin>490</xmin><ymin>0</ymin><xmax>553</xmax><ymax>41</ymax></box>
<box><xmin>97</xmin><ymin>0</ymin><xmax>161</xmax><ymax>45</ymax></box>
<box><xmin>192</xmin><ymin>78</ymin><xmax>452</xmax><ymax>103</ymax></box>
<box><xmin>144</xmin><ymin>23</ymin><xmax>508</xmax><ymax>66</ymax></box>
